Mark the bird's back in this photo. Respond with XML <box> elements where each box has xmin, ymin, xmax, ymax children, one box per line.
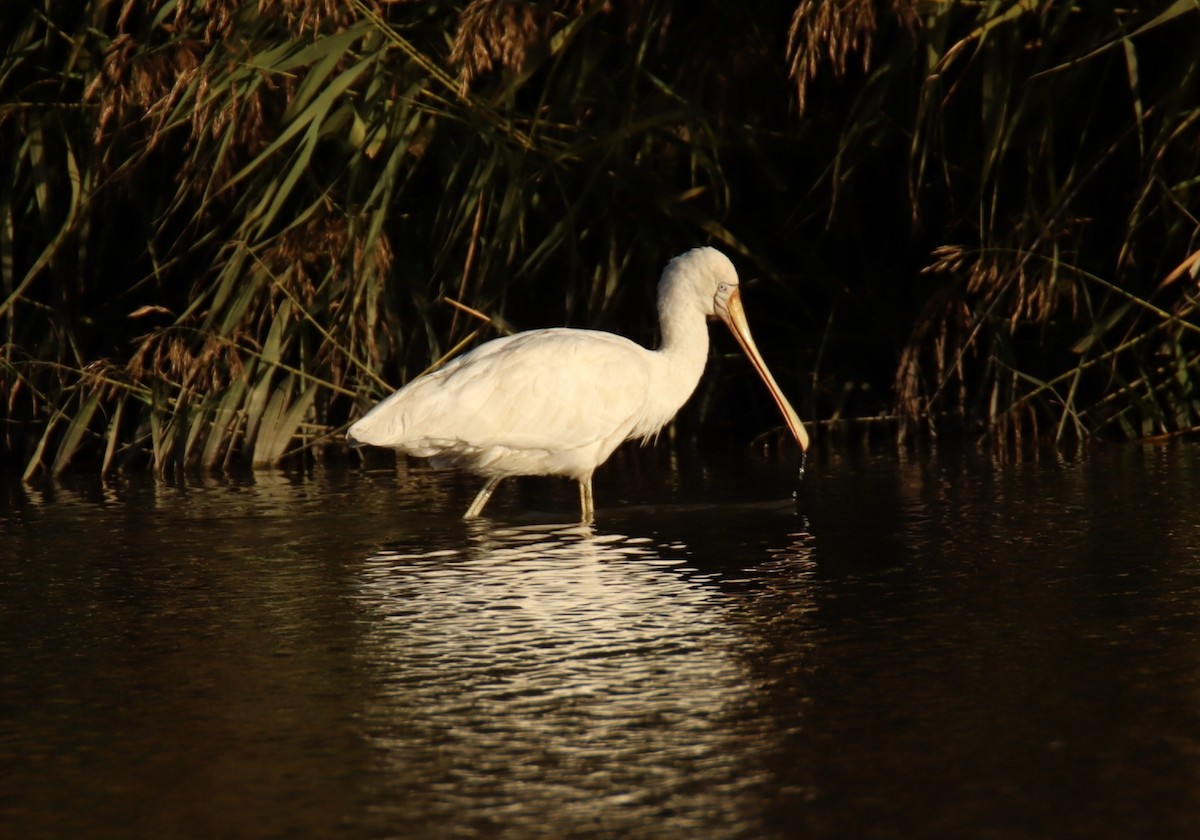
<box><xmin>347</xmin><ymin>328</ymin><xmax>657</xmax><ymax>480</ymax></box>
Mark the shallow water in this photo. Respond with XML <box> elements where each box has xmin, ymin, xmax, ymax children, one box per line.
<box><xmin>2</xmin><ymin>444</ymin><xmax>1200</xmax><ymax>838</ymax></box>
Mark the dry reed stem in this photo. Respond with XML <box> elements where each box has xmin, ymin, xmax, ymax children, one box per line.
<box><xmin>451</xmin><ymin>0</ymin><xmax>547</xmax><ymax>88</ymax></box>
<box><xmin>786</xmin><ymin>0</ymin><xmax>918</xmax><ymax>113</ymax></box>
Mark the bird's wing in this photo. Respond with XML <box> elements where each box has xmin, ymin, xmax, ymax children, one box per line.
<box><xmin>372</xmin><ymin>328</ymin><xmax>652</xmax><ymax>457</ymax></box>
<box><xmin>421</xmin><ymin>328</ymin><xmax>651</xmax><ymax>448</ymax></box>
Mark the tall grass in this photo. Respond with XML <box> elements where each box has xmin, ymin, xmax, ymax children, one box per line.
<box><xmin>781</xmin><ymin>0</ymin><xmax>1200</xmax><ymax>446</ymax></box>
<box><xmin>2</xmin><ymin>1</ymin><xmax>1198</xmax><ymax>477</ymax></box>
<box><xmin>891</xmin><ymin>1</ymin><xmax>1200</xmax><ymax>445</ymax></box>
<box><xmin>2</xmin><ymin>0</ymin><xmax>757</xmax><ymax>476</ymax></box>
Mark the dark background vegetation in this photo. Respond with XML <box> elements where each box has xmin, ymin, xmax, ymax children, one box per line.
<box><xmin>2</xmin><ymin>0</ymin><xmax>1198</xmax><ymax>477</ymax></box>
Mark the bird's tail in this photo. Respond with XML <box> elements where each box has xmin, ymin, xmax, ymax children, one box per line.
<box><xmin>345</xmin><ymin>408</ymin><xmax>397</xmax><ymax>449</ymax></box>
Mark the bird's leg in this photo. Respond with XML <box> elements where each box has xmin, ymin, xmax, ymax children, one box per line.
<box><xmin>464</xmin><ymin>477</ymin><xmax>502</xmax><ymax>519</ymax></box>
<box><xmin>578</xmin><ymin>477</ymin><xmax>595</xmax><ymax>524</ymax></box>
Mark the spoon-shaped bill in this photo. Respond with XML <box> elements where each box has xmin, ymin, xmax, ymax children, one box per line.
<box><xmin>718</xmin><ymin>288</ymin><xmax>810</xmax><ymax>452</ymax></box>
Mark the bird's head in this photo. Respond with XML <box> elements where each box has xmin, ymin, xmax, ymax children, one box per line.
<box><xmin>659</xmin><ymin>246</ymin><xmax>739</xmax><ymax>319</ymax></box>
<box><xmin>660</xmin><ymin>246</ymin><xmax>810</xmax><ymax>453</ymax></box>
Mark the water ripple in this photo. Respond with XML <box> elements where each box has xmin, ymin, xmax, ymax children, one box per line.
<box><xmin>349</xmin><ymin>522</ymin><xmax>791</xmax><ymax>837</ymax></box>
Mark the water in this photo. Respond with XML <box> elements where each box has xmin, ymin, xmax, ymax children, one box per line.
<box><xmin>2</xmin><ymin>444</ymin><xmax>1200</xmax><ymax>838</ymax></box>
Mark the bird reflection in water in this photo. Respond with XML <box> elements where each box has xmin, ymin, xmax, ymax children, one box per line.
<box><xmin>348</xmin><ymin>521</ymin><xmax>819</xmax><ymax>836</ymax></box>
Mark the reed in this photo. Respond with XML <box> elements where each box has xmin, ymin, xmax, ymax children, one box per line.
<box><xmin>2</xmin><ymin>0</ymin><xmax>745</xmax><ymax>475</ymax></box>
<box><xmin>2</xmin><ymin>1</ymin><xmax>1198</xmax><ymax>477</ymax></box>
<box><xmin>895</xmin><ymin>1</ymin><xmax>1200</xmax><ymax>445</ymax></box>
<box><xmin>790</xmin><ymin>0</ymin><xmax>1200</xmax><ymax>446</ymax></box>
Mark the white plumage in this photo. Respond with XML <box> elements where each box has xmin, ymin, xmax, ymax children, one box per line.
<box><xmin>347</xmin><ymin>247</ymin><xmax>809</xmax><ymax>521</ymax></box>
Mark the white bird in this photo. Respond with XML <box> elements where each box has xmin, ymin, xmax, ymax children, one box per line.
<box><xmin>347</xmin><ymin>247</ymin><xmax>809</xmax><ymax>522</ymax></box>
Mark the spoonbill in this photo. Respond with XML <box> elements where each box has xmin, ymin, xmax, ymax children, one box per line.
<box><xmin>346</xmin><ymin>247</ymin><xmax>809</xmax><ymax>521</ymax></box>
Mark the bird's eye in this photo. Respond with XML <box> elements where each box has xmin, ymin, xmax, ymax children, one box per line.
<box><xmin>717</xmin><ymin>282</ymin><xmax>729</xmax><ymax>293</ymax></box>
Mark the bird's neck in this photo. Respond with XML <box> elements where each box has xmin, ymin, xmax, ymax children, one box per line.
<box><xmin>657</xmin><ymin>291</ymin><xmax>710</xmax><ymax>360</ymax></box>
<box><xmin>641</xmin><ymin>289</ymin><xmax>711</xmax><ymax>433</ymax></box>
